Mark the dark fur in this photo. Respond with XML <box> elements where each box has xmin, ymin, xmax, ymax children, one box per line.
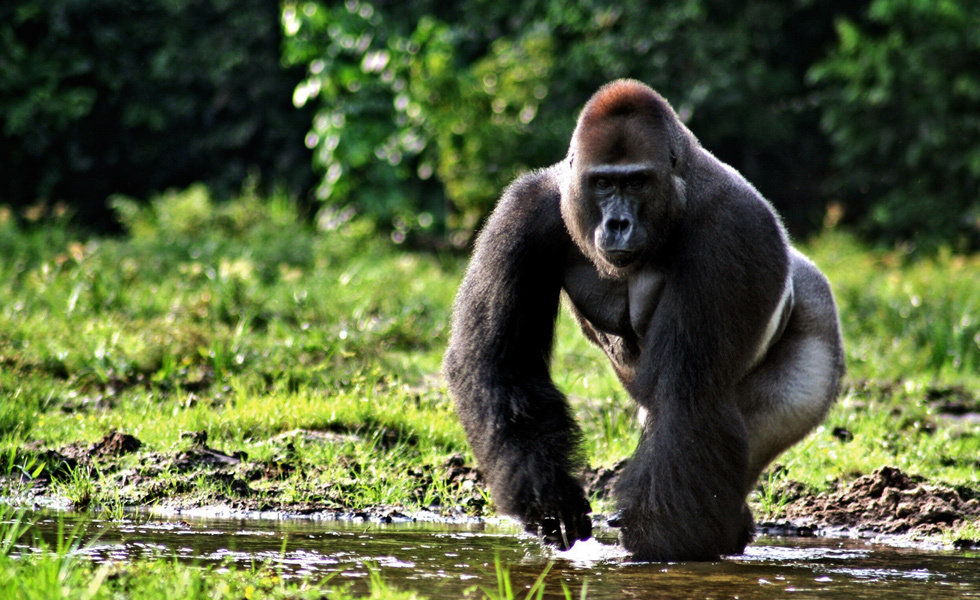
<box><xmin>443</xmin><ymin>80</ymin><xmax>845</xmax><ymax>561</ymax></box>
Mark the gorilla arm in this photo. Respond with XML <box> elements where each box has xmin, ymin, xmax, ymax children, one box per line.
<box><xmin>614</xmin><ymin>185</ymin><xmax>792</xmax><ymax>561</ymax></box>
<box><xmin>442</xmin><ymin>168</ymin><xmax>592</xmax><ymax>549</ymax></box>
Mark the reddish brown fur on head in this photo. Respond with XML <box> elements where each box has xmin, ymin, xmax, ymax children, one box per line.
<box><xmin>570</xmin><ymin>80</ymin><xmax>684</xmax><ymax>170</ymax></box>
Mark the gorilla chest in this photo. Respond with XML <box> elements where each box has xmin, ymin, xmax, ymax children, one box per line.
<box><xmin>562</xmin><ymin>261</ymin><xmax>665</xmax><ymax>340</ymax></box>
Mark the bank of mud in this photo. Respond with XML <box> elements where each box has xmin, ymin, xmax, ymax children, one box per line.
<box><xmin>4</xmin><ymin>429</ymin><xmax>979</xmax><ymax>551</ymax></box>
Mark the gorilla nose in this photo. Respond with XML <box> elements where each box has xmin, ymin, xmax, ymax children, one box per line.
<box><xmin>603</xmin><ymin>216</ymin><xmax>632</xmax><ymax>237</ymax></box>
<box><xmin>597</xmin><ymin>215</ymin><xmax>640</xmax><ymax>268</ymax></box>
<box><xmin>606</xmin><ymin>218</ymin><xmax>633</xmax><ymax>235</ymax></box>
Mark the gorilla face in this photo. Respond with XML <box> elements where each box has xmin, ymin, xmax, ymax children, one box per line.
<box><xmin>562</xmin><ymin>96</ymin><xmax>682</xmax><ymax>279</ymax></box>
<box><xmin>573</xmin><ymin>161</ymin><xmax>682</xmax><ymax>277</ymax></box>
<box><xmin>585</xmin><ymin>164</ymin><xmax>654</xmax><ymax>270</ymax></box>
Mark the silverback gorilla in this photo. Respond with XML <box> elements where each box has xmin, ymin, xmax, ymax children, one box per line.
<box><xmin>443</xmin><ymin>80</ymin><xmax>845</xmax><ymax>561</ymax></box>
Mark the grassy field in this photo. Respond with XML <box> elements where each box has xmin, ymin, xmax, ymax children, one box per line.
<box><xmin>1</xmin><ymin>188</ymin><xmax>978</xmax><ymax>597</ymax></box>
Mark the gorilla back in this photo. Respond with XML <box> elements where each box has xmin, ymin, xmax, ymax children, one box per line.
<box><xmin>443</xmin><ymin>79</ymin><xmax>845</xmax><ymax>561</ymax></box>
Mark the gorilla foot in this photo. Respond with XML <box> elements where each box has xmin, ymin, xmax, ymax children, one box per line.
<box><xmin>615</xmin><ymin>503</ymin><xmax>754</xmax><ymax>561</ymax></box>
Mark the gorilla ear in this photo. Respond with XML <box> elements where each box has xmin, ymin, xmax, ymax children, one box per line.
<box><xmin>663</xmin><ymin>107</ymin><xmax>691</xmax><ymax>175</ymax></box>
<box><xmin>672</xmin><ymin>174</ymin><xmax>687</xmax><ymax>209</ymax></box>
<box><xmin>667</xmin><ymin>124</ymin><xmax>685</xmax><ymax>173</ymax></box>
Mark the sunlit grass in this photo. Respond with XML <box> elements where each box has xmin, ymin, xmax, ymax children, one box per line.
<box><xmin>1</xmin><ymin>188</ymin><xmax>979</xmax><ymax>598</ymax></box>
<box><xmin>808</xmin><ymin>230</ymin><xmax>980</xmax><ymax>381</ymax></box>
<box><xmin>1</xmin><ymin>189</ymin><xmax>978</xmax><ymax>529</ymax></box>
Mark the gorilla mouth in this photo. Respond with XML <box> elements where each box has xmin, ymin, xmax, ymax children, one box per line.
<box><xmin>601</xmin><ymin>248</ymin><xmax>640</xmax><ymax>268</ymax></box>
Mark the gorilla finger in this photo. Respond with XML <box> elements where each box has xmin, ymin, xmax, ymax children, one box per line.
<box><xmin>538</xmin><ymin>516</ymin><xmax>572</xmax><ymax>550</ymax></box>
<box><xmin>565</xmin><ymin>511</ymin><xmax>592</xmax><ymax>544</ymax></box>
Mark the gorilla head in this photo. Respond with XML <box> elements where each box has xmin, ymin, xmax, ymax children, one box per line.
<box><xmin>561</xmin><ymin>81</ymin><xmax>689</xmax><ymax>276</ymax></box>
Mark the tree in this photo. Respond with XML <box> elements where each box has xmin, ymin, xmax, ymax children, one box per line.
<box><xmin>811</xmin><ymin>0</ymin><xmax>980</xmax><ymax>250</ymax></box>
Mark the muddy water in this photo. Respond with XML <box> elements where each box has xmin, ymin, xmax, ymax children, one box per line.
<box><xmin>18</xmin><ymin>512</ymin><xmax>980</xmax><ymax>598</ymax></box>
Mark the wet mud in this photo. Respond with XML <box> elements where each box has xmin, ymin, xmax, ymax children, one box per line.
<box><xmin>778</xmin><ymin>466</ymin><xmax>980</xmax><ymax>546</ymax></box>
<box><xmin>4</xmin><ymin>429</ymin><xmax>979</xmax><ymax>550</ymax></box>
<box><xmin>5</xmin><ymin>429</ymin><xmax>486</xmax><ymax>522</ymax></box>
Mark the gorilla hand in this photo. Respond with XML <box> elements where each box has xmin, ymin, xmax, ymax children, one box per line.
<box><xmin>510</xmin><ymin>468</ymin><xmax>592</xmax><ymax>550</ymax></box>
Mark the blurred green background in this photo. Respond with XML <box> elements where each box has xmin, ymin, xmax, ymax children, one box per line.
<box><xmin>2</xmin><ymin>0</ymin><xmax>979</xmax><ymax>251</ymax></box>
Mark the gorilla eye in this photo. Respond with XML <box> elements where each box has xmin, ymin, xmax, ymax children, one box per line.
<box><xmin>592</xmin><ymin>177</ymin><xmax>614</xmax><ymax>192</ymax></box>
<box><xmin>625</xmin><ymin>176</ymin><xmax>648</xmax><ymax>192</ymax></box>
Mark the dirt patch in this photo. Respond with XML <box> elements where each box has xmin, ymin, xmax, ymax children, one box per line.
<box><xmin>776</xmin><ymin>466</ymin><xmax>980</xmax><ymax>540</ymax></box>
<box><xmin>173</xmin><ymin>430</ymin><xmax>247</xmax><ymax>470</ymax></box>
<box><xmin>925</xmin><ymin>384</ymin><xmax>980</xmax><ymax>417</ymax></box>
<box><xmin>2</xmin><ymin>429</ymin><xmax>489</xmax><ymax>522</ymax></box>
<box><xmin>89</xmin><ymin>430</ymin><xmax>143</xmax><ymax>459</ymax></box>
<box><xmin>584</xmin><ymin>459</ymin><xmax>626</xmax><ymax>502</ymax></box>
<box><xmin>444</xmin><ymin>453</ymin><xmax>486</xmax><ymax>512</ymax></box>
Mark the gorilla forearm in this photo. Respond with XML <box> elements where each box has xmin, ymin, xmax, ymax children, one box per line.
<box><xmin>450</xmin><ymin>378</ymin><xmax>588</xmax><ymax>520</ymax></box>
<box><xmin>444</xmin><ymin>365</ymin><xmax>584</xmax><ymax>482</ymax></box>
<box><xmin>443</xmin><ymin>174</ymin><xmax>592</xmax><ymax>547</ymax></box>
<box><xmin>445</xmin><ymin>298</ymin><xmax>593</xmax><ymax>549</ymax></box>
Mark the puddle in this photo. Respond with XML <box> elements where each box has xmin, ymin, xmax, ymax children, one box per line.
<box><xmin>13</xmin><ymin>512</ymin><xmax>980</xmax><ymax>598</ymax></box>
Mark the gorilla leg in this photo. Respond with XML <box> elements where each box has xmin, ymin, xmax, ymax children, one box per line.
<box><xmin>615</xmin><ymin>400</ymin><xmax>752</xmax><ymax>560</ymax></box>
<box><xmin>613</xmin><ymin>252</ymin><xmax>842</xmax><ymax>560</ymax></box>
<box><xmin>737</xmin><ymin>251</ymin><xmax>845</xmax><ymax>489</ymax></box>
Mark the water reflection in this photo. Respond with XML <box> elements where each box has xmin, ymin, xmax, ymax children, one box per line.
<box><xmin>14</xmin><ymin>512</ymin><xmax>980</xmax><ymax>598</ymax></box>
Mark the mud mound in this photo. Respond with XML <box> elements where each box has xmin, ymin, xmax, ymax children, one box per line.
<box><xmin>780</xmin><ymin>466</ymin><xmax>980</xmax><ymax>536</ymax></box>
<box><xmin>584</xmin><ymin>459</ymin><xmax>627</xmax><ymax>501</ymax></box>
<box><xmin>89</xmin><ymin>430</ymin><xmax>142</xmax><ymax>459</ymax></box>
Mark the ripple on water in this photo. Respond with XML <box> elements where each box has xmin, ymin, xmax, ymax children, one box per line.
<box><xmin>16</xmin><ymin>512</ymin><xmax>980</xmax><ymax>599</ymax></box>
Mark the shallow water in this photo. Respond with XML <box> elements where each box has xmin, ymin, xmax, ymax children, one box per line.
<box><xmin>16</xmin><ymin>512</ymin><xmax>980</xmax><ymax>598</ymax></box>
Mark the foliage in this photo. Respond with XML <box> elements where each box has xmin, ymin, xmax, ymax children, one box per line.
<box><xmin>5</xmin><ymin>1</ymin><xmax>980</xmax><ymax>249</ymax></box>
<box><xmin>0</xmin><ymin>0</ymin><xmax>313</xmax><ymax>223</ymax></box>
<box><xmin>810</xmin><ymin>0</ymin><xmax>980</xmax><ymax>250</ymax></box>
<box><xmin>282</xmin><ymin>0</ymin><xmax>860</xmax><ymax>242</ymax></box>
<box><xmin>282</xmin><ymin>2</ymin><xmax>555</xmax><ymax>243</ymax></box>
<box><xmin>809</xmin><ymin>230</ymin><xmax>980</xmax><ymax>378</ymax></box>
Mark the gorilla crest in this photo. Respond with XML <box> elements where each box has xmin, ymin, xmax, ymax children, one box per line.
<box><xmin>443</xmin><ymin>79</ymin><xmax>845</xmax><ymax>561</ymax></box>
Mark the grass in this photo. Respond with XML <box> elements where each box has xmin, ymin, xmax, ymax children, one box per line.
<box><xmin>1</xmin><ymin>187</ymin><xmax>471</xmax><ymax>514</ymax></box>
<box><xmin>0</xmin><ymin>187</ymin><xmax>978</xmax><ymax>595</ymax></box>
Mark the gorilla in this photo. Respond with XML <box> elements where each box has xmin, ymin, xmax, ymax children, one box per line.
<box><xmin>443</xmin><ymin>79</ymin><xmax>845</xmax><ymax>561</ymax></box>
